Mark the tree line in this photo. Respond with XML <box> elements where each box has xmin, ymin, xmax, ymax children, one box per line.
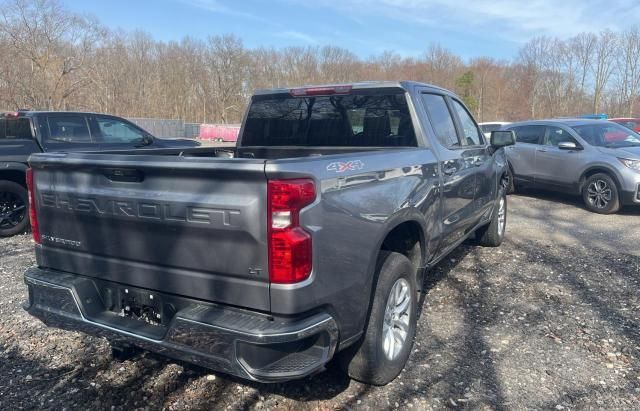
<box><xmin>1</xmin><ymin>0</ymin><xmax>639</xmax><ymax>125</ymax></box>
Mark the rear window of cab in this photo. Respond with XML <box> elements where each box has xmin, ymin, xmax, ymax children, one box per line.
<box><xmin>0</xmin><ymin>118</ymin><xmax>33</xmax><ymax>139</ymax></box>
<box><xmin>242</xmin><ymin>89</ymin><xmax>417</xmax><ymax>147</ymax></box>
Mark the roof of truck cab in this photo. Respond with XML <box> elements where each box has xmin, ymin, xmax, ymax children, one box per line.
<box><xmin>12</xmin><ymin>110</ymin><xmax>126</xmax><ymax>116</ymax></box>
<box><xmin>505</xmin><ymin>119</ymin><xmax>613</xmax><ymax>127</ymax></box>
<box><xmin>253</xmin><ymin>81</ymin><xmax>452</xmax><ymax>95</ymax></box>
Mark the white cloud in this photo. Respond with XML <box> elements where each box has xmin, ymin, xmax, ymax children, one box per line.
<box><xmin>276</xmin><ymin>30</ymin><xmax>320</xmax><ymax>45</ymax></box>
<box><xmin>283</xmin><ymin>0</ymin><xmax>640</xmax><ymax>41</ymax></box>
<box><xmin>180</xmin><ymin>0</ymin><xmax>274</xmax><ymax>26</ymax></box>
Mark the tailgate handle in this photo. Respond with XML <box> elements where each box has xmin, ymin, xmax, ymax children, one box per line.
<box><xmin>101</xmin><ymin>168</ymin><xmax>144</xmax><ymax>182</ymax></box>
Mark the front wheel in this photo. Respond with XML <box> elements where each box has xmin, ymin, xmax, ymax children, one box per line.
<box><xmin>0</xmin><ymin>180</ymin><xmax>29</xmax><ymax>237</ymax></box>
<box><xmin>582</xmin><ymin>173</ymin><xmax>620</xmax><ymax>214</ymax></box>
<box><xmin>476</xmin><ymin>188</ymin><xmax>507</xmax><ymax>247</ymax></box>
<box><xmin>339</xmin><ymin>251</ymin><xmax>417</xmax><ymax>385</ymax></box>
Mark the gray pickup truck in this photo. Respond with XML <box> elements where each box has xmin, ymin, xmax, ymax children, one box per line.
<box><xmin>23</xmin><ymin>81</ymin><xmax>515</xmax><ymax>385</ymax></box>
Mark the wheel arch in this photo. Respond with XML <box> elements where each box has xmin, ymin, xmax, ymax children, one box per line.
<box><xmin>578</xmin><ymin>166</ymin><xmax>623</xmax><ymax>193</ymax></box>
<box><xmin>0</xmin><ymin>163</ymin><xmax>28</xmax><ymax>188</ymax></box>
<box><xmin>362</xmin><ymin>213</ymin><xmax>429</xmax><ymax>312</ymax></box>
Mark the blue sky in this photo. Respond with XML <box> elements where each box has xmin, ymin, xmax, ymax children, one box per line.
<box><xmin>63</xmin><ymin>0</ymin><xmax>640</xmax><ymax>60</ymax></box>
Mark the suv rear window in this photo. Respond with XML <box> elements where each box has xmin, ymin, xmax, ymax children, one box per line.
<box><xmin>242</xmin><ymin>90</ymin><xmax>416</xmax><ymax>147</ymax></box>
<box><xmin>0</xmin><ymin>118</ymin><xmax>33</xmax><ymax>139</ymax></box>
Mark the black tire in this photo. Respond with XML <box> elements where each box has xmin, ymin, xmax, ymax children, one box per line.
<box><xmin>582</xmin><ymin>173</ymin><xmax>620</xmax><ymax>214</ymax></box>
<box><xmin>505</xmin><ymin>166</ymin><xmax>515</xmax><ymax>194</ymax></box>
<box><xmin>339</xmin><ymin>251</ymin><xmax>417</xmax><ymax>385</ymax></box>
<box><xmin>0</xmin><ymin>180</ymin><xmax>29</xmax><ymax>237</ymax></box>
<box><xmin>476</xmin><ymin>188</ymin><xmax>507</xmax><ymax>247</ymax></box>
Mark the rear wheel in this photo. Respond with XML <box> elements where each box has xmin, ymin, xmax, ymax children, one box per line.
<box><xmin>582</xmin><ymin>173</ymin><xmax>620</xmax><ymax>214</ymax></box>
<box><xmin>339</xmin><ymin>251</ymin><xmax>417</xmax><ymax>385</ymax></box>
<box><xmin>0</xmin><ymin>180</ymin><xmax>29</xmax><ymax>237</ymax></box>
<box><xmin>505</xmin><ymin>166</ymin><xmax>515</xmax><ymax>194</ymax></box>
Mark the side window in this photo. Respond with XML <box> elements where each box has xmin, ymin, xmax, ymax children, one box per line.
<box><xmin>2</xmin><ymin>118</ymin><xmax>33</xmax><ymax>139</ymax></box>
<box><xmin>96</xmin><ymin>117</ymin><xmax>147</xmax><ymax>143</ymax></box>
<box><xmin>421</xmin><ymin>93</ymin><xmax>460</xmax><ymax>148</ymax></box>
<box><xmin>510</xmin><ymin>125</ymin><xmax>544</xmax><ymax>145</ymax></box>
<box><xmin>47</xmin><ymin>116</ymin><xmax>92</xmax><ymax>143</ymax></box>
<box><xmin>480</xmin><ymin>124</ymin><xmax>502</xmax><ymax>134</ymax></box>
<box><xmin>544</xmin><ymin>126</ymin><xmax>576</xmax><ymax>147</ymax></box>
<box><xmin>451</xmin><ymin>100</ymin><xmax>483</xmax><ymax>146</ymax></box>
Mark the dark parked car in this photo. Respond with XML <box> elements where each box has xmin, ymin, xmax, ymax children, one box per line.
<box><xmin>503</xmin><ymin>119</ymin><xmax>640</xmax><ymax>214</ymax></box>
<box><xmin>0</xmin><ymin>110</ymin><xmax>200</xmax><ymax>236</ymax></box>
<box><xmin>24</xmin><ymin>82</ymin><xmax>514</xmax><ymax>385</ymax></box>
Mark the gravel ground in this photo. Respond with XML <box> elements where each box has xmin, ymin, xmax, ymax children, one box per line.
<box><xmin>1</xmin><ymin>189</ymin><xmax>639</xmax><ymax>410</ymax></box>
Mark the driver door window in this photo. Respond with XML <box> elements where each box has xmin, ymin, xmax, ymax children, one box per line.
<box><xmin>96</xmin><ymin>117</ymin><xmax>147</xmax><ymax>144</ymax></box>
<box><xmin>544</xmin><ymin>126</ymin><xmax>577</xmax><ymax>147</ymax></box>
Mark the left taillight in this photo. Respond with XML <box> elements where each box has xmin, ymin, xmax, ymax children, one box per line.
<box><xmin>267</xmin><ymin>179</ymin><xmax>316</xmax><ymax>284</ymax></box>
<box><xmin>25</xmin><ymin>168</ymin><xmax>40</xmax><ymax>244</ymax></box>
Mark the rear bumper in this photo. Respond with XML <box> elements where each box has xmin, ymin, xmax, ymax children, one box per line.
<box><xmin>24</xmin><ymin>267</ymin><xmax>338</xmax><ymax>382</ymax></box>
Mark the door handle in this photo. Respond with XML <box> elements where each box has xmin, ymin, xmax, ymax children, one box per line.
<box><xmin>101</xmin><ymin>168</ymin><xmax>144</xmax><ymax>182</ymax></box>
<box><xmin>536</xmin><ymin>149</ymin><xmax>547</xmax><ymax>153</ymax></box>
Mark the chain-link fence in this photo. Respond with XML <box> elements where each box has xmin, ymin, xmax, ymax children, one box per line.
<box><xmin>127</xmin><ymin>117</ymin><xmax>200</xmax><ymax>139</ymax></box>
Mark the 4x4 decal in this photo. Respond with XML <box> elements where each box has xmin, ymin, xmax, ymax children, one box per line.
<box><xmin>326</xmin><ymin>160</ymin><xmax>364</xmax><ymax>173</ymax></box>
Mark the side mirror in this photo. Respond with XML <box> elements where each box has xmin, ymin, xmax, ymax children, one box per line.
<box><xmin>558</xmin><ymin>141</ymin><xmax>581</xmax><ymax>150</ymax></box>
<box><xmin>490</xmin><ymin>130</ymin><xmax>516</xmax><ymax>148</ymax></box>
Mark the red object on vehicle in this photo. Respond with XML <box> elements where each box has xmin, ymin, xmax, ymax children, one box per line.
<box><xmin>267</xmin><ymin>179</ymin><xmax>316</xmax><ymax>284</ymax></box>
<box><xmin>290</xmin><ymin>85</ymin><xmax>352</xmax><ymax>97</ymax></box>
<box><xmin>25</xmin><ymin>168</ymin><xmax>40</xmax><ymax>244</ymax></box>
<box><xmin>198</xmin><ymin>124</ymin><xmax>240</xmax><ymax>142</ymax></box>
<box><xmin>604</xmin><ymin>131</ymin><xmax>628</xmax><ymax>142</ymax></box>
<box><xmin>609</xmin><ymin>118</ymin><xmax>640</xmax><ymax>133</ymax></box>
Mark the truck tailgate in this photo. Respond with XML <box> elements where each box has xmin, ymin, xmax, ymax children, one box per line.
<box><xmin>29</xmin><ymin>153</ymin><xmax>271</xmax><ymax>311</ymax></box>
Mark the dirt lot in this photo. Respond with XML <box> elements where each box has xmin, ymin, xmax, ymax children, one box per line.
<box><xmin>1</xmin><ymin>190</ymin><xmax>639</xmax><ymax>410</ymax></box>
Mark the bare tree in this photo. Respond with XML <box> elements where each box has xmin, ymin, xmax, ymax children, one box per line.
<box><xmin>591</xmin><ymin>30</ymin><xmax>618</xmax><ymax>113</ymax></box>
<box><xmin>615</xmin><ymin>26</ymin><xmax>640</xmax><ymax>116</ymax></box>
<box><xmin>0</xmin><ymin>0</ymin><xmax>103</xmax><ymax>109</ymax></box>
<box><xmin>205</xmin><ymin>35</ymin><xmax>248</xmax><ymax>124</ymax></box>
<box><xmin>2</xmin><ymin>0</ymin><xmax>639</xmax><ymax>126</ymax></box>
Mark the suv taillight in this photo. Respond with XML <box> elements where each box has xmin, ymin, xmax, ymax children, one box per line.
<box><xmin>25</xmin><ymin>168</ymin><xmax>40</xmax><ymax>244</ymax></box>
<box><xmin>267</xmin><ymin>179</ymin><xmax>316</xmax><ymax>284</ymax></box>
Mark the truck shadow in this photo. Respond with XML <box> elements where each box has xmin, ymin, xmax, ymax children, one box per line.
<box><xmin>513</xmin><ymin>188</ymin><xmax>640</xmax><ymax>216</ymax></box>
<box><xmin>5</xmin><ymin>234</ymin><xmax>640</xmax><ymax>409</ymax></box>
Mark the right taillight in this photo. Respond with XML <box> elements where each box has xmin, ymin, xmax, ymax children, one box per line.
<box><xmin>267</xmin><ymin>179</ymin><xmax>316</xmax><ymax>284</ymax></box>
<box><xmin>25</xmin><ymin>168</ymin><xmax>40</xmax><ymax>244</ymax></box>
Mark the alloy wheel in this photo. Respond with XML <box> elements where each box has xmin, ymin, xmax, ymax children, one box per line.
<box><xmin>497</xmin><ymin>196</ymin><xmax>506</xmax><ymax>236</ymax></box>
<box><xmin>382</xmin><ymin>278</ymin><xmax>412</xmax><ymax>360</ymax></box>
<box><xmin>0</xmin><ymin>191</ymin><xmax>26</xmax><ymax>229</ymax></box>
<box><xmin>587</xmin><ymin>180</ymin><xmax>612</xmax><ymax>209</ymax></box>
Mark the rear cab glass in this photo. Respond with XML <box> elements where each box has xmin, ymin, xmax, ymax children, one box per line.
<box><xmin>0</xmin><ymin>117</ymin><xmax>33</xmax><ymax>139</ymax></box>
<box><xmin>241</xmin><ymin>88</ymin><xmax>417</xmax><ymax>147</ymax></box>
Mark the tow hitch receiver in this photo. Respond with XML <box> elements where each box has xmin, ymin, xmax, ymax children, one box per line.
<box><xmin>102</xmin><ymin>285</ymin><xmax>175</xmax><ymax>327</ymax></box>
